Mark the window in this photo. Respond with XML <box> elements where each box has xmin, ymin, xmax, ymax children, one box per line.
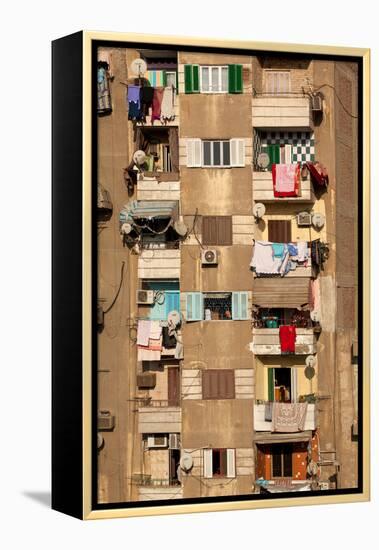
<box><xmin>203</xmin><ymin>448</ymin><xmax>236</xmax><ymax>478</ymax></box>
<box><xmin>203</xmin><ymin>140</ymin><xmax>231</xmax><ymax>167</ymax></box>
<box><xmin>200</xmin><ymin>66</ymin><xmax>228</xmax><ymax>92</ymax></box>
<box><xmin>135</xmin><ymin>127</ymin><xmax>179</xmax><ymax>175</ymax></box>
<box><xmin>184</xmin><ymin>64</ymin><xmax>243</xmax><ymax>94</ymax></box>
<box><xmin>268</xmin><ymin>220</ymin><xmax>292</xmax><ymax>243</ymax></box>
<box><xmin>186</xmin><ymin>138</ymin><xmax>245</xmax><ymax>168</ymax></box>
<box><xmin>264</xmin><ymin>71</ymin><xmax>291</xmax><ymax>94</ymax></box>
<box><xmin>268</xmin><ymin>367</ymin><xmax>297</xmax><ymax>403</ymax></box>
<box><xmin>142</xmin><ymin>280</ymin><xmax>180</xmax><ymax>320</ymax></box>
<box><xmin>271</xmin><ymin>444</ymin><xmax>293</xmax><ymax>477</ymax></box>
<box><xmin>202</xmin><ymin>216</ymin><xmax>232</xmax><ymax>246</ymax></box>
<box><xmin>254</xmin><ymin>308</ymin><xmax>312</xmax><ymax>329</ymax></box>
<box><xmin>204</xmin><ymin>292</ymin><xmax>232</xmax><ymax>320</ymax></box>
<box><xmin>185</xmin><ymin>292</ymin><xmax>249</xmax><ymax>321</ymax></box>
<box><xmin>202</xmin><ymin>370</ymin><xmax>235</xmax><ymax>399</ymax></box>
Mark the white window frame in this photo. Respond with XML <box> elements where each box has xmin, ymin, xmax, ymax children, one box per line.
<box><xmin>203</xmin><ymin>448</ymin><xmax>236</xmax><ymax>479</ymax></box>
<box><xmin>264</xmin><ymin>70</ymin><xmax>291</xmax><ymax>94</ymax></box>
<box><xmin>200</xmin><ymin>65</ymin><xmax>228</xmax><ymax>93</ymax></box>
<box><xmin>202</xmin><ymin>140</ymin><xmax>231</xmax><ymax>167</ymax></box>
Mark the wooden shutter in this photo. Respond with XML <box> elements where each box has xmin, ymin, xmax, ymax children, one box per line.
<box><xmin>268</xmin><ymin>220</ymin><xmax>292</xmax><ymax>243</ymax></box>
<box><xmin>184</xmin><ymin>65</ymin><xmax>192</xmax><ymax>93</ymax></box>
<box><xmin>168</xmin><ymin>367</ymin><xmax>180</xmax><ymax>406</ymax></box>
<box><xmin>202</xmin><ymin>370</ymin><xmax>235</xmax><ymax>399</ymax></box>
<box><xmin>165</xmin><ymin>291</ymin><xmax>180</xmax><ymax>316</ymax></box>
<box><xmin>184</xmin><ymin>64</ymin><xmax>199</xmax><ymax>93</ymax></box>
<box><xmin>268</xmin><ymin>368</ymin><xmax>274</xmax><ymax>402</ymax></box>
<box><xmin>228</xmin><ymin>64</ymin><xmax>243</xmax><ymax>93</ymax></box>
<box><xmin>253</xmin><ymin>278</ymin><xmax>310</xmax><ymax>308</ymax></box>
<box><xmin>203</xmin><ymin>216</ymin><xmax>232</xmax><ymax>245</ymax></box>
<box><xmin>226</xmin><ymin>449</ymin><xmax>236</xmax><ymax>478</ymax></box>
<box><xmin>186</xmin><ymin>139</ymin><xmax>202</xmax><ymax>167</ymax></box>
<box><xmin>203</xmin><ymin>449</ymin><xmax>213</xmax><ymax>478</ymax></box>
<box><xmin>186</xmin><ymin>292</ymin><xmax>203</xmax><ymax>321</ymax></box>
<box><xmin>230</xmin><ymin>138</ymin><xmax>245</xmax><ymax>167</ymax></box>
<box><xmin>232</xmin><ymin>292</ymin><xmax>249</xmax><ymax>320</ymax></box>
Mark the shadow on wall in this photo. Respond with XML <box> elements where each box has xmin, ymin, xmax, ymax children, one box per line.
<box><xmin>22</xmin><ymin>491</ymin><xmax>51</xmax><ymax>508</ymax></box>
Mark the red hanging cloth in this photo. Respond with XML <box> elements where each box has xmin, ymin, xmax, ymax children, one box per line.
<box><xmin>272</xmin><ymin>163</ymin><xmax>300</xmax><ymax>197</ymax></box>
<box><xmin>279</xmin><ymin>325</ymin><xmax>297</xmax><ymax>353</ymax></box>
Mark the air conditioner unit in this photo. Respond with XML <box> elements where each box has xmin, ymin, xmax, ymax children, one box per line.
<box><xmin>319</xmin><ymin>482</ymin><xmax>330</xmax><ymax>490</ymax></box>
<box><xmin>137</xmin><ymin>372</ymin><xmax>156</xmax><ymax>389</ymax></box>
<box><xmin>147</xmin><ymin>435</ymin><xmax>168</xmax><ymax>448</ymax></box>
<box><xmin>98</xmin><ymin>411</ymin><xmax>115</xmax><ymax>431</ymax></box>
<box><xmin>169</xmin><ymin>433</ymin><xmax>180</xmax><ymax>450</ymax></box>
<box><xmin>297</xmin><ymin>212</ymin><xmax>312</xmax><ymax>227</ymax></box>
<box><xmin>311</xmin><ymin>94</ymin><xmax>323</xmax><ymax>112</ymax></box>
<box><xmin>201</xmin><ymin>249</ymin><xmax>218</xmax><ymax>265</ymax></box>
<box><xmin>136</xmin><ymin>289</ymin><xmax>155</xmax><ymax>305</ymax></box>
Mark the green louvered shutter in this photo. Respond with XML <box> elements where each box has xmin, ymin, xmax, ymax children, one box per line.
<box><xmin>232</xmin><ymin>292</ymin><xmax>249</xmax><ymax>320</ymax></box>
<box><xmin>162</xmin><ymin>70</ymin><xmax>167</xmax><ymax>86</ymax></box>
<box><xmin>264</xmin><ymin>144</ymin><xmax>280</xmax><ymax>169</ymax></box>
<box><xmin>268</xmin><ymin>368</ymin><xmax>274</xmax><ymax>402</ymax></box>
<box><xmin>186</xmin><ymin>292</ymin><xmax>203</xmax><ymax>321</ymax></box>
<box><xmin>184</xmin><ymin>64</ymin><xmax>193</xmax><ymax>93</ymax></box>
<box><xmin>192</xmin><ymin>65</ymin><xmax>200</xmax><ymax>92</ymax></box>
<box><xmin>184</xmin><ymin>65</ymin><xmax>200</xmax><ymax>94</ymax></box>
<box><xmin>228</xmin><ymin>64</ymin><xmax>243</xmax><ymax>93</ymax></box>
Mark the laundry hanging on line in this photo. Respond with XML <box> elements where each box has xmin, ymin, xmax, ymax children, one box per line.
<box><xmin>272</xmin><ymin>163</ymin><xmax>300</xmax><ymax>197</ymax></box>
<box><xmin>250</xmin><ymin>240</ymin><xmax>309</xmax><ymax>277</ymax></box>
<box><xmin>279</xmin><ymin>325</ymin><xmax>297</xmax><ymax>353</ymax></box>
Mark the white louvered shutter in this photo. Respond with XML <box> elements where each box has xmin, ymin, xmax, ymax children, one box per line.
<box><xmin>230</xmin><ymin>138</ymin><xmax>245</xmax><ymax>167</ymax></box>
<box><xmin>226</xmin><ymin>449</ymin><xmax>236</xmax><ymax>478</ymax></box>
<box><xmin>186</xmin><ymin>139</ymin><xmax>202</xmax><ymax>167</ymax></box>
<box><xmin>203</xmin><ymin>449</ymin><xmax>213</xmax><ymax>478</ymax></box>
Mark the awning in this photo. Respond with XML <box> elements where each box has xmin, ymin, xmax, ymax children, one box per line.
<box><xmin>254</xmin><ymin>430</ymin><xmax>313</xmax><ymax>445</ymax></box>
<box><xmin>253</xmin><ymin>278</ymin><xmax>310</xmax><ymax>308</ymax></box>
<box><xmin>121</xmin><ymin>200</ymin><xmax>178</xmax><ymax>223</ymax></box>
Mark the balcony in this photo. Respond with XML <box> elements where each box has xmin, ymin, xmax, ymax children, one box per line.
<box><xmin>252</xmin><ymin>96</ymin><xmax>313</xmax><ymax>130</ymax></box>
<box><xmin>137</xmin><ymin>177</ymin><xmax>180</xmax><ymax>201</ymax></box>
<box><xmin>250</xmin><ymin>328</ymin><xmax>317</xmax><ymax>355</ymax></box>
<box><xmin>138</xmin><ymin>485</ymin><xmax>183</xmax><ymax>501</ymax></box>
<box><xmin>138</xmin><ymin>405</ymin><xmax>181</xmax><ymax>434</ymax></box>
<box><xmin>254</xmin><ymin>403</ymin><xmax>317</xmax><ymax>431</ymax></box>
<box><xmin>138</xmin><ymin>248</ymin><xmax>181</xmax><ymax>279</ymax></box>
<box><xmin>253</xmin><ymin>171</ymin><xmax>315</xmax><ymax>203</ymax></box>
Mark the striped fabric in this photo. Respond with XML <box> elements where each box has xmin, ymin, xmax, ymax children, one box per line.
<box><xmin>147</xmin><ymin>70</ymin><xmax>165</xmax><ymax>87</ymax></box>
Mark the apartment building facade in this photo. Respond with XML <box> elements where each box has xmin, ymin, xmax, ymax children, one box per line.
<box><xmin>96</xmin><ymin>45</ymin><xmax>358</xmax><ymax>503</ymax></box>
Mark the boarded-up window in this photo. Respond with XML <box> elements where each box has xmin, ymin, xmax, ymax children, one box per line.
<box><xmin>168</xmin><ymin>367</ymin><xmax>180</xmax><ymax>406</ymax></box>
<box><xmin>268</xmin><ymin>220</ymin><xmax>292</xmax><ymax>243</ymax></box>
<box><xmin>202</xmin><ymin>216</ymin><xmax>232</xmax><ymax>245</ymax></box>
<box><xmin>202</xmin><ymin>369</ymin><xmax>235</xmax><ymax>399</ymax></box>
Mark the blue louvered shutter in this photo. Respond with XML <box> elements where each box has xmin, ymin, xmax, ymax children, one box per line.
<box><xmin>232</xmin><ymin>292</ymin><xmax>249</xmax><ymax>320</ymax></box>
<box><xmin>165</xmin><ymin>291</ymin><xmax>180</xmax><ymax>317</ymax></box>
<box><xmin>186</xmin><ymin>292</ymin><xmax>203</xmax><ymax>321</ymax></box>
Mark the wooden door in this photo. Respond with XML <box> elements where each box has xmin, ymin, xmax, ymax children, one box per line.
<box><xmin>168</xmin><ymin>367</ymin><xmax>180</xmax><ymax>406</ymax></box>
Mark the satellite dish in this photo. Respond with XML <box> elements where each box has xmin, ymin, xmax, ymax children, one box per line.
<box><xmin>257</xmin><ymin>152</ymin><xmax>270</xmax><ymax>170</ymax></box>
<box><xmin>180</xmin><ymin>452</ymin><xmax>193</xmax><ymax>472</ymax></box>
<box><xmin>253</xmin><ymin>203</ymin><xmax>266</xmax><ymax>219</ymax></box>
<box><xmin>312</xmin><ymin>212</ymin><xmax>325</xmax><ymax>229</ymax></box>
<box><xmin>168</xmin><ymin>310</ymin><xmax>181</xmax><ymax>326</ymax></box>
<box><xmin>304</xmin><ymin>365</ymin><xmax>316</xmax><ymax>380</ymax></box>
<box><xmin>174</xmin><ymin>220</ymin><xmax>188</xmax><ymax>237</ymax></box>
<box><xmin>121</xmin><ymin>223</ymin><xmax>133</xmax><ymax>235</ymax></box>
<box><xmin>130</xmin><ymin>58</ymin><xmax>147</xmax><ymax>77</ymax></box>
<box><xmin>133</xmin><ymin>150</ymin><xmax>147</xmax><ymax>166</ymax></box>
<box><xmin>310</xmin><ymin>310</ymin><xmax>320</xmax><ymax>323</ymax></box>
<box><xmin>97</xmin><ymin>434</ymin><xmax>104</xmax><ymax>450</ymax></box>
<box><xmin>305</xmin><ymin>355</ymin><xmax>316</xmax><ymax>368</ymax></box>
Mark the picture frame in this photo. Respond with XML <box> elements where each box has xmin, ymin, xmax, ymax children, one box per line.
<box><xmin>52</xmin><ymin>31</ymin><xmax>370</xmax><ymax>520</ymax></box>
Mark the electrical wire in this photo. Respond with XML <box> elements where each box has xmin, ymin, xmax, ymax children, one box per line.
<box><xmin>103</xmin><ymin>261</ymin><xmax>126</xmax><ymax>314</ymax></box>
<box><xmin>312</xmin><ymin>83</ymin><xmax>358</xmax><ymax>119</ymax></box>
